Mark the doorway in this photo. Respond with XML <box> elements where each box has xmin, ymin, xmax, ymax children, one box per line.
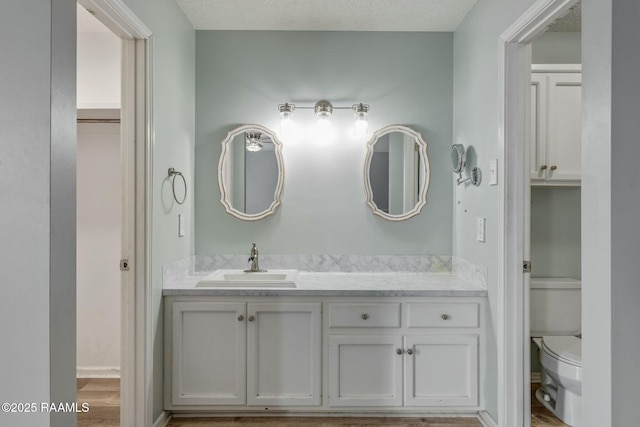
<box><xmin>76</xmin><ymin>0</ymin><xmax>153</xmax><ymax>425</ymax></box>
<box><xmin>497</xmin><ymin>0</ymin><xmax>581</xmax><ymax>426</ymax></box>
<box><xmin>527</xmin><ymin>8</ymin><xmax>582</xmax><ymax>427</ymax></box>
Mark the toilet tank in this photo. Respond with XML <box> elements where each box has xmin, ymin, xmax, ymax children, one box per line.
<box><xmin>530</xmin><ymin>278</ymin><xmax>581</xmax><ymax>337</ymax></box>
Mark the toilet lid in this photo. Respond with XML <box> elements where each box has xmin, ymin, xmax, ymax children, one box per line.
<box><xmin>542</xmin><ymin>336</ymin><xmax>582</xmax><ymax>366</ymax></box>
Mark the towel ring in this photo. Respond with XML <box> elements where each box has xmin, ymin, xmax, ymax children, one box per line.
<box><xmin>168</xmin><ymin>168</ymin><xmax>187</xmax><ymax>205</ymax></box>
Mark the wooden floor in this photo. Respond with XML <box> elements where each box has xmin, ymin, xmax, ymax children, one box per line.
<box><xmin>77</xmin><ymin>378</ymin><xmax>120</xmax><ymax>427</ymax></box>
<box><xmin>77</xmin><ymin>379</ymin><xmax>567</xmax><ymax>426</ymax></box>
<box><xmin>530</xmin><ymin>383</ymin><xmax>569</xmax><ymax>427</ymax></box>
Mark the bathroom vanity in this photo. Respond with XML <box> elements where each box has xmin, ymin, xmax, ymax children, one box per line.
<box><xmin>163</xmin><ymin>272</ymin><xmax>486</xmax><ymax>415</ymax></box>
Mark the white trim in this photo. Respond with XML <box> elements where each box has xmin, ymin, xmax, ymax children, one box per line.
<box><xmin>152</xmin><ymin>411</ymin><xmax>172</xmax><ymax>427</ymax></box>
<box><xmin>531</xmin><ymin>64</ymin><xmax>582</xmax><ymax>73</ymax></box>
<box><xmin>77</xmin><ymin>0</ymin><xmax>152</xmax><ymax>39</ymax></box>
<box><xmin>76</xmin><ymin>367</ymin><xmax>121</xmax><ymax>378</ymax></box>
<box><xmin>497</xmin><ymin>1</ymin><xmax>579</xmax><ymax>427</ymax></box>
<box><xmin>478</xmin><ymin>411</ymin><xmax>499</xmax><ymax>427</ymax></box>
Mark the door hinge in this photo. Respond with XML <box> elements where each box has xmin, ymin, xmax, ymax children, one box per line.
<box><xmin>120</xmin><ymin>258</ymin><xmax>130</xmax><ymax>271</ymax></box>
<box><xmin>523</xmin><ymin>260</ymin><xmax>532</xmax><ymax>273</ymax></box>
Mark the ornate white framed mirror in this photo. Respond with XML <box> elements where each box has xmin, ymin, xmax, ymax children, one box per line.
<box><xmin>363</xmin><ymin>125</ymin><xmax>430</xmax><ymax>221</ymax></box>
<box><xmin>218</xmin><ymin>124</ymin><xmax>285</xmax><ymax>220</ymax></box>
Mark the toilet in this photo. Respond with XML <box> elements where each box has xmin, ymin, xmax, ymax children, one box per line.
<box><xmin>530</xmin><ymin>278</ymin><xmax>582</xmax><ymax>427</ymax></box>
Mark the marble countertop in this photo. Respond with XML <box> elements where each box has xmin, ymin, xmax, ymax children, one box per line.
<box><xmin>163</xmin><ymin>271</ymin><xmax>487</xmax><ymax>297</ymax></box>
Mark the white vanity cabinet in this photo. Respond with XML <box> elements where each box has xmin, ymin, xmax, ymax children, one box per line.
<box><xmin>169</xmin><ymin>301</ymin><xmax>247</xmax><ymax>405</ymax></box>
<box><xmin>246</xmin><ymin>302</ymin><xmax>322</xmax><ymax>406</ymax></box>
<box><xmin>327</xmin><ymin>300</ymin><xmax>481</xmax><ymax>408</ymax></box>
<box><xmin>531</xmin><ymin>66</ymin><xmax>582</xmax><ymax>186</ymax></box>
<box><xmin>165</xmin><ymin>295</ymin><xmax>484</xmax><ymax>413</ymax></box>
<box><xmin>166</xmin><ymin>299</ymin><xmax>321</xmax><ymax>408</ymax></box>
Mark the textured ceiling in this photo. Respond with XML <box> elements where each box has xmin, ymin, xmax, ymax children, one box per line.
<box><xmin>547</xmin><ymin>1</ymin><xmax>581</xmax><ymax>32</ymax></box>
<box><xmin>176</xmin><ymin>0</ymin><xmax>478</xmax><ymax>31</ymax></box>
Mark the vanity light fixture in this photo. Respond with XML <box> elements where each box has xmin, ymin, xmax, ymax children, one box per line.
<box><xmin>277</xmin><ymin>100</ymin><xmax>370</xmax><ymax>140</ymax></box>
<box><xmin>245</xmin><ymin>132</ymin><xmax>263</xmax><ymax>152</ymax></box>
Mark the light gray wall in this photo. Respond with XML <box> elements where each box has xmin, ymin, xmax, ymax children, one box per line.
<box><xmin>582</xmin><ymin>0</ymin><xmax>612</xmax><ymax>424</ymax></box>
<box><xmin>0</xmin><ymin>1</ymin><xmax>77</xmax><ymax>426</ymax></box>
<box><xmin>246</xmin><ymin>150</ymin><xmax>279</xmax><ymax>215</ymax></box>
<box><xmin>581</xmin><ymin>0</ymin><xmax>640</xmax><ymax>425</ymax></box>
<box><xmin>195</xmin><ymin>31</ymin><xmax>453</xmax><ymax>256</ymax></box>
<box><xmin>610</xmin><ymin>1</ymin><xmax>640</xmax><ymax>423</ymax></box>
<box><xmin>120</xmin><ymin>0</ymin><xmax>195</xmax><ymax>420</ymax></box>
<box><xmin>76</xmin><ymin>123</ymin><xmax>122</xmax><ymax>374</ymax></box>
<box><xmin>532</xmin><ymin>32</ymin><xmax>581</xmax><ymax>64</ymax></box>
<box><xmin>530</xmin><ymin>187</ymin><xmax>581</xmax><ymax>279</ymax></box>
<box><xmin>452</xmin><ymin>0</ymin><xmax>539</xmax><ymax>420</ymax></box>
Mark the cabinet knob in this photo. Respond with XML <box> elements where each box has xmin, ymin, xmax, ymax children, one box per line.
<box><xmin>237</xmin><ymin>315</ymin><xmax>244</xmax><ymax>322</ymax></box>
<box><xmin>248</xmin><ymin>315</ymin><xmax>255</xmax><ymax>322</ymax></box>
<box><xmin>406</xmin><ymin>349</ymin><xmax>414</xmax><ymax>355</ymax></box>
<box><xmin>540</xmin><ymin>165</ymin><xmax>548</xmax><ymax>171</ymax></box>
<box><xmin>396</xmin><ymin>349</ymin><xmax>404</xmax><ymax>355</ymax></box>
<box><xmin>361</xmin><ymin>313</ymin><xmax>369</xmax><ymax>320</ymax></box>
<box><xmin>550</xmin><ymin>165</ymin><xmax>557</xmax><ymax>171</ymax></box>
<box><xmin>441</xmin><ymin>314</ymin><xmax>449</xmax><ymax>320</ymax></box>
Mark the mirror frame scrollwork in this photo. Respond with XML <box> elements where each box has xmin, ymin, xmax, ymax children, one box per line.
<box><xmin>363</xmin><ymin>125</ymin><xmax>431</xmax><ymax>221</ymax></box>
<box><xmin>218</xmin><ymin>124</ymin><xmax>285</xmax><ymax>221</ymax></box>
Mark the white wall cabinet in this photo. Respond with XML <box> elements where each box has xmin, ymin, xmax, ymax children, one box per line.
<box><xmin>167</xmin><ymin>300</ymin><xmax>321</xmax><ymax>407</ymax></box>
<box><xmin>166</xmin><ymin>296</ymin><xmax>483</xmax><ymax>413</ymax></box>
<box><xmin>531</xmin><ymin>67</ymin><xmax>582</xmax><ymax>186</ymax></box>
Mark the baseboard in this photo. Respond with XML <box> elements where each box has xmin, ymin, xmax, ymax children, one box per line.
<box><xmin>478</xmin><ymin>410</ymin><xmax>498</xmax><ymax>427</ymax></box>
<box><xmin>153</xmin><ymin>410</ymin><xmax>171</xmax><ymax>427</ymax></box>
<box><xmin>76</xmin><ymin>366</ymin><xmax>120</xmax><ymax>378</ymax></box>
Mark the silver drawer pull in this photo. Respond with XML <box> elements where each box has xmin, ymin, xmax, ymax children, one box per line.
<box><xmin>237</xmin><ymin>315</ymin><xmax>244</xmax><ymax>321</ymax></box>
<box><xmin>361</xmin><ymin>313</ymin><xmax>369</xmax><ymax>320</ymax></box>
<box><xmin>441</xmin><ymin>314</ymin><xmax>450</xmax><ymax>320</ymax></box>
<box><xmin>406</xmin><ymin>349</ymin><xmax>414</xmax><ymax>355</ymax></box>
<box><xmin>248</xmin><ymin>315</ymin><xmax>255</xmax><ymax>322</ymax></box>
<box><xmin>396</xmin><ymin>349</ymin><xmax>404</xmax><ymax>355</ymax></box>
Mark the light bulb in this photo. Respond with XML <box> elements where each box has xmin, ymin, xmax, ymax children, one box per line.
<box><xmin>278</xmin><ymin>103</ymin><xmax>296</xmax><ymax>141</ymax></box>
<box><xmin>313</xmin><ymin>116</ymin><xmax>336</xmax><ymax>143</ymax></box>
<box><xmin>352</xmin><ymin>103</ymin><xmax>370</xmax><ymax>139</ymax></box>
<box><xmin>353</xmin><ymin>115</ymin><xmax>368</xmax><ymax>139</ymax></box>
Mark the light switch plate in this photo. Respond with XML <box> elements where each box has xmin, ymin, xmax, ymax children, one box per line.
<box><xmin>477</xmin><ymin>217</ymin><xmax>486</xmax><ymax>242</ymax></box>
<box><xmin>489</xmin><ymin>159</ymin><xmax>498</xmax><ymax>185</ymax></box>
<box><xmin>178</xmin><ymin>214</ymin><xmax>185</xmax><ymax>237</ymax></box>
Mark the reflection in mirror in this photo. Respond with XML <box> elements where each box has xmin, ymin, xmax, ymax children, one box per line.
<box><xmin>218</xmin><ymin>124</ymin><xmax>284</xmax><ymax>220</ymax></box>
<box><xmin>364</xmin><ymin>125</ymin><xmax>430</xmax><ymax>221</ymax></box>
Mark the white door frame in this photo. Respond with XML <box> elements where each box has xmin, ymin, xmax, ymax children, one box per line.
<box><xmin>497</xmin><ymin>0</ymin><xmax>579</xmax><ymax>426</ymax></box>
<box><xmin>77</xmin><ymin>1</ymin><xmax>153</xmax><ymax>425</ymax></box>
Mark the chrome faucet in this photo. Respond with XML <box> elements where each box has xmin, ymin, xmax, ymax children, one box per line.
<box><xmin>245</xmin><ymin>243</ymin><xmax>265</xmax><ymax>273</ymax></box>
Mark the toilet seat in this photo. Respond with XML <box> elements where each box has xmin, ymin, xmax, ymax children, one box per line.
<box><xmin>542</xmin><ymin>336</ymin><xmax>582</xmax><ymax>367</ymax></box>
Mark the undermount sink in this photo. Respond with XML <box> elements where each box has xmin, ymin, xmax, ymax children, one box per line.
<box><xmin>196</xmin><ymin>269</ymin><xmax>299</xmax><ymax>288</ymax></box>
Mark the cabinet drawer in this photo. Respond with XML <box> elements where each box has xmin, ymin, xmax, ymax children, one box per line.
<box><xmin>329</xmin><ymin>303</ymin><xmax>401</xmax><ymax>328</ymax></box>
<box><xmin>407</xmin><ymin>303</ymin><xmax>479</xmax><ymax>328</ymax></box>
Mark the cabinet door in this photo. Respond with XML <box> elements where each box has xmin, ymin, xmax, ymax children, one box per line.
<box><xmin>171</xmin><ymin>302</ymin><xmax>246</xmax><ymax>405</ymax></box>
<box><xmin>547</xmin><ymin>73</ymin><xmax>581</xmax><ymax>183</ymax></box>
<box><xmin>328</xmin><ymin>335</ymin><xmax>403</xmax><ymax>407</ymax></box>
<box><xmin>247</xmin><ymin>302</ymin><xmax>321</xmax><ymax>406</ymax></box>
<box><xmin>530</xmin><ymin>74</ymin><xmax>548</xmax><ymax>182</ymax></box>
<box><xmin>404</xmin><ymin>335</ymin><xmax>478</xmax><ymax>407</ymax></box>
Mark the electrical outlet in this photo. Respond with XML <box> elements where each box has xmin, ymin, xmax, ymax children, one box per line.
<box><xmin>490</xmin><ymin>159</ymin><xmax>498</xmax><ymax>185</ymax></box>
<box><xmin>477</xmin><ymin>217</ymin><xmax>486</xmax><ymax>242</ymax></box>
<box><xmin>178</xmin><ymin>214</ymin><xmax>185</xmax><ymax>237</ymax></box>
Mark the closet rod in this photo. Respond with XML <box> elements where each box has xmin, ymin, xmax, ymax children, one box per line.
<box><xmin>77</xmin><ymin>118</ymin><xmax>121</xmax><ymax>123</ymax></box>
